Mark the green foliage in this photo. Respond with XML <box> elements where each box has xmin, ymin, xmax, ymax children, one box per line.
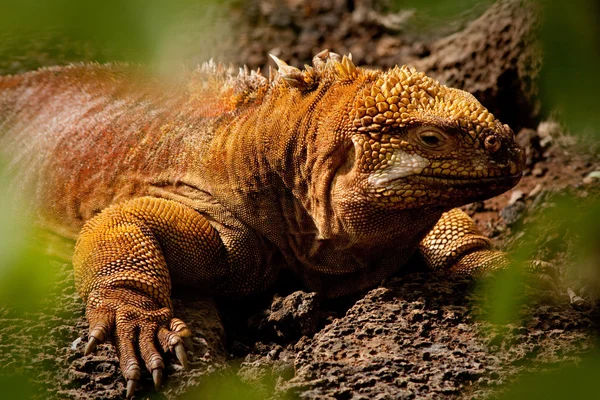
<box><xmin>479</xmin><ymin>191</ymin><xmax>600</xmax><ymax>325</ymax></box>
<box><xmin>495</xmin><ymin>351</ymin><xmax>600</xmax><ymax>399</ymax></box>
<box><xmin>0</xmin><ymin>374</ymin><xmax>37</xmax><ymax>400</ymax></box>
<box><xmin>0</xmin><ymin>0</ymin><xmax>234</xmax><ymax>72</ymax></box>
<box><xmin>0</xmin><ymin>173</ymin><xmax>57</xmax><ymax>313</ymax></box>
<box><xmin>539</xmin><ymin>0</ymin><xmax>600</xmax><ymax>136</ymax></box>
<box><xmin>476</xmin><ymin>263</ymin><xmax>527</xmax><ymax>325</ymax></box>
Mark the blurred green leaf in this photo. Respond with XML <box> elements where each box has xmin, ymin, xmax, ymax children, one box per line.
<box><xmin>0</xmin><ymin>168</ymin><xmax>57</xmax><ymax>313</ymax></box>
<box><xmin>179</xmin><ymin>373</ymin><xmax>269</xmax><ymax>400</ymax></box>
<box><xmin>477</xmin><ymin>264</ymin><xmax>528</xmax><ymax>325</ymax></box>
<box><xmin>0</xmin><ymin>374</ymin><xmax>38</xmax><ymax>400</ymax></box>
<box><xmin>496</xmin><ymin>351</ymin><xmax>600</xmax><ymax>399</ymax></box>
<box><xmin>539</xmin><ymin>0</ymin><xmax>600</xmax><ymax>136</ymax></box>
<box><xmin>478</xmin><ymin>191</ymin><xmax>600</xmax><ymax>325</ymax></box>
<box><xmin>0</xmin><ymin>0</ymin><xmax>233</xmax><ymax>66</ymax></box>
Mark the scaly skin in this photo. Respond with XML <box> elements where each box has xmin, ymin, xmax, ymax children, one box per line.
<box><xmin>0</xmin><ymin>51</ymin><xmax>525</xmax><ymax>397</ymax></box>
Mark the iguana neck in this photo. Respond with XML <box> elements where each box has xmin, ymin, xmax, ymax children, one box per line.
<box><xmin>200</xmin><ymin>78</ymin><xmax>362</xmax><ymax>241</ymax></box>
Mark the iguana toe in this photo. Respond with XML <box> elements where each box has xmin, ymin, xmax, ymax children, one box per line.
<box><xmin>84</xmin><ymin>305</ymin><xmax>114</xmax><ymax>355</ymax></box>
<box><xmin>139</xmin><ymin>323</ymin><xmax>165</xmax><ymax>389</ymax></box>
<box><xmin>158</xmin><ymin>325</ymin><xmax>190</xmax><ymax>370</ymax></box>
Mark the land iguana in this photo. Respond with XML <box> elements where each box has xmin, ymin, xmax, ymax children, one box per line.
<box><xmin>0</xmin><ymin>50</ymin><xmax>526</xmax><ymax>397</ymax></box>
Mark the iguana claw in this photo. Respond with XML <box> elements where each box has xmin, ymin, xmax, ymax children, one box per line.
<box><xmin>126</xmin><ymin>379</ymin><xmax>137</xmax><ymax>398</ymax></box>
<box><xmin>174</xmin><ymin>342</ymin><xmax>189</xmax><ymax>370</ymax></box>
<box><xmin>152</xmin><ymin>368</ymin><xmax>163</xmax><ymax>391</ymax></box>
<box><xmin>84</xmin><ymin>336</ymin><xmax>98</xmax><ymax>356</ymax></box>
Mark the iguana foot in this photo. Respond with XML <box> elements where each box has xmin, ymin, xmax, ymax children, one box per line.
<box><xmin>84</xmin><ymin>288</ymin><xmax>192</xmax><ymax>398</ymax></box>
<box><xmin>525</xmin><ymin>260</ymin><xmax>560</xmax><ymax>293</ymax></box>
<box><xmin>479</xmin><ymin>258</ymin><xmax>561</xmax><ymax>293</ymax></box>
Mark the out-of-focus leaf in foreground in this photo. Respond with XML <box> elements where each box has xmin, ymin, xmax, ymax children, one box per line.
<box><xmin>539</xmin><ymin>0</ymin><xmax>600</xmax><ymax>137</ymax></box>
<box><xmin>0</xmin><ymin>0</ymin><xmax>234</xmax><ymax>73</ymax></box>
<box><xmin>495</xmin><ymin>351</ymin><xmax>600</xmax><ymax>399</ymax></box>
<box><xmin>479</xmin><ymin>192</ymin><xmax>600</xmax><ymax>325</ymax></box>
<box><xmin>0</xmin><ymin>374</ymin><xmax>37</xmax><ymax>400</ymax></box>
<box><xmin>0</xmin><ymin>168</ymin><xmax>56</xmax><ymax>313</ymax></box>
<box><xmin>179</xmin><ymin>373</ymin><xmax>269</xmax><ymax>400</ymax></box>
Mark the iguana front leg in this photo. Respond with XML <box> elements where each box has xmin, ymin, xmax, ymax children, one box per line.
<box><xmin>418</xmin><ymin>208</ymin><xmax>509</xmax><ymax>274</ymax></box>
<box><xmin>419</xmin><ymin>208</ymin><xmax>559</xmax><ymax>291</ymax></box>
<box><xmin>73</xmin><ymin>196</ymin><xmax>225</xmax><ymax>397</ymax></box>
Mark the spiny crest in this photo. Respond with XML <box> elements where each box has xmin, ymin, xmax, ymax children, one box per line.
<box><xmin>269</xmin><ymin>49</ymin><xmax>363</xmax><ymax>91</ymax></box>
<box><xmin>190</xmin><ymin>50</ymin><xmax>364</xmax><ymax>107</ymax></box>
<box><xmin>352</xmin><ymin>65</ymin><xmax>505</xmax><ymax>141</ymax></box>
<box><xmin>232</xmin><ymin>65</ymin><xmax>269</xmax><ymax>105</ymax></box>
<box><xmin>189</xmin><ymin>58</ymin><xmax>269</xmax><ymax>109</ymax></box>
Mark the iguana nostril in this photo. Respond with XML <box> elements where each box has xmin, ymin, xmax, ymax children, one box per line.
<box><xmin>484</xmin><ymin>135</ymin><xmax>501</xmax><ymax>153</ymax></box>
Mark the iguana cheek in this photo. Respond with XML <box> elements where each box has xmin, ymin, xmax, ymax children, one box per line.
<box><xmin>367</xmin><ymin>148</ymin><xmax>430</xmax><ymax>186</ymax></box>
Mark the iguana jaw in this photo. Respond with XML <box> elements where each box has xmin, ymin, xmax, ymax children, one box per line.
<box><xmin>365</xmin><ymin>146</ymin><xmax>523</xmax><ymax>188</ymax></box>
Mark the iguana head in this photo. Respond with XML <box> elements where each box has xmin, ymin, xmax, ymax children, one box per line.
<box><xmin>342</xmin><ymin>63</ymin><xmax>525</xmax><ymax>210</ymax></box>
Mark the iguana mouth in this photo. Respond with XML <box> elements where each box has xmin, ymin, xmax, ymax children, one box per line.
<box><xmin>368</xmin><ymin>174</ymin><xmax>521</xmax><ymax>200</ymax></box>
<box><xmin>374</xmin><ymin>173</ymin><xmax>522</xmax><ymax>189</ymax></box>
<box><xmin>413</xmin><ymin>173</ymin><xmax>522</xmax><ymax>184</ymax></box>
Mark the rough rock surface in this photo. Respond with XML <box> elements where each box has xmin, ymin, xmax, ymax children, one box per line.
<box><xmin>279</xmin><ymin>278</ymin><xmax>596</xmax><ymax>399</ymax></box>
<box><xmin>413</xmin><ymin>0</ymin><xmax>541</xmax><ymax>131</ymax></box>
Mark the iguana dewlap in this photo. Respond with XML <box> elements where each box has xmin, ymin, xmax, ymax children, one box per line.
<box><xmin>0</xmin><ymin>51</ymin><xmax>525</xmax><ymax>397</ymax></box>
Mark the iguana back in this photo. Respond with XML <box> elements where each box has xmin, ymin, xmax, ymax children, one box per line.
<box><xmin>0</xmin><ymin>64</ymin><xmax>225</xmax><ymax>237</ymax></box>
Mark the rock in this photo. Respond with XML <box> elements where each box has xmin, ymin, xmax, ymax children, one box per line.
<box><xmin>532</xmin><ymin>166</ymin><xmax>547</xmax><ymax>177</ymax></box>
<box><xmin>70</xmin><ymin>336</ymin><xmax>82</xmax><ymax>351</ymax></box>
<box><xmin>413</xmin><ymin>0</ymin><xmax>542</xmax><ymax>131</ymax></box>
<box><xmin>276</xmin><ymin>273</ymin><xmax>596</xmax><ymax>399</ymax></box>
<box><xmin>516</xmin><ymin>127</ymin><xmax>543</xmax><ymax>168</ymax></box>
<box><xmin>507</xmin><ymin>190</ymin><xmax>525</xmax><ymax>206</ymax></box>
<box><xmin>500</xmin><ymin>200</ymin><xmax>526</xmax><ymax>225</ymax></box>
<box><xmin>567</xmin><ymin>288</ymin><xmax>586</xmax><ymax>309</ymax></box>
<box><xmin>583</xmin><ymin>171</ymin><xmax>600</xmax><ymax>185</ymax></box>
<box><xmin>253</xmin><ymin>291</ymin><xmax>320</xmax><ymax>341</ymax></box>
<box><xmin>528</xmin><ymin>183</ymin><xmax>543</xmax><ymax>198</ymax></box>
<box><xmin>537</xmin><ymin>120</ymin><xmax>561</xmax><ymax>145</ymax></box>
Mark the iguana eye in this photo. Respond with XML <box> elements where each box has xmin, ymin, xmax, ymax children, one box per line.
<box><xmin>484</xmin><ymin>135</ymin><xmax>501</xmax><ymax>153</ymax></box>
<box><xmin>417</xmin><ymin>130</ymin><xmax>446</xmax><ymax>149</ymax></box>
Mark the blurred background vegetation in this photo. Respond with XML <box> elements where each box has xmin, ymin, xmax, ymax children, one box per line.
<box><xmin>0</xmin><ymin>0</ymin><xmax>598</xmax><ymax>398</ymax></box>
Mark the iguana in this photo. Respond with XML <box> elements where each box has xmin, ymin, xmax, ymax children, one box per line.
<box><xmin>0</xmin><ymin>50</ymin><xmax>525</xmax><ymax>398</ymax></box>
